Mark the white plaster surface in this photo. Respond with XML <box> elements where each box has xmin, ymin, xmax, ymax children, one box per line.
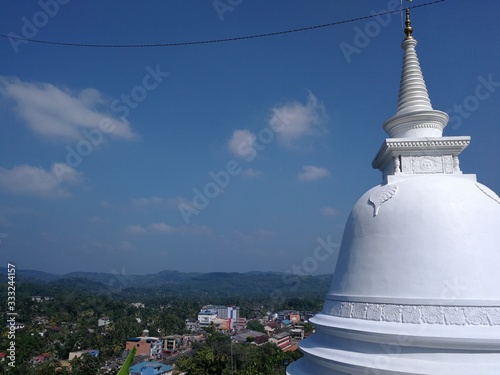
<box><xmin>327</xmin><ymin>174</ymin><xmax>500</xmax><ymax>305</ymax></box>
<box><xmin>288</xmin><ymin>17</ymin><xmax>500</xmax><ymax>375</ymax></box>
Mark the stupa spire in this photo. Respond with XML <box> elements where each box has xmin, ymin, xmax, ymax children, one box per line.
<box><xmin>382</xmin><ymin>7</ymin><xmax>448</xmax><ymax>138</ymax></box>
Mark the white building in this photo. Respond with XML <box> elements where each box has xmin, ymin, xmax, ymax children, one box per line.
<box><xmin>98</xmin><ymin>317</ymin><xmax>110</xmax><ymax>327</ymax></box>
<box><xmin>185</xmin><ymin>318</ymin><xmax>198</xmax><ymax>332</ymax></box>
<box><xmin>199</xmin><ymin>305</ymin><xmax>240</xmax><ymax>330</ymax></box>
<box><xmin>197</xmin><ymin>309</ymin><xmax>218</xmax><ymax>327</ymax></box>
<box><xmin>288</xmin><ymin>9</ymin><xmax>500</xmax><ymax>375</ymax></box>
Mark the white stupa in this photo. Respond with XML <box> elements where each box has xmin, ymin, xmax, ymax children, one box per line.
<box><xmin>287</xmin><ymin>8</ymin><xmax>500</xmax><ymax>375</ymax></box>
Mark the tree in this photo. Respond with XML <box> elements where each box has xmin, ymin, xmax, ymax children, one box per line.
<box><xmin>303</xmin><ymin>322</ymin><xmax>314</xmax><ymax>333</ymax></box>
<box><xmin>70</xmin><ymin>354</ymin><xmax>104</xmax><ymax>375</ymax></box>
<box><xmin>246</xmin><ymin>320</ymin><xmax>266</xmax><ymax>333</ymax></box>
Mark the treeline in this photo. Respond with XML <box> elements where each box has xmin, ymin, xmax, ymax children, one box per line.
<box><xmin>0</xmin><ymin>269</ymin><xmax>333</xmax><ymax>300</ymax></box>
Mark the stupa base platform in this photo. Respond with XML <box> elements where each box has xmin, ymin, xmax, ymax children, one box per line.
<box><xmin>287</xmin><ymin>313</ymin><xmax>500</xmax><ymax>375</ymax></box>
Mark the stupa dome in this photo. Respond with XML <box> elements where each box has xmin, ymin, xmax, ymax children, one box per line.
<box><xmin>330</xmin><ymin>174</ymin><xmax>500</xmax><ymax>305</ymax></box>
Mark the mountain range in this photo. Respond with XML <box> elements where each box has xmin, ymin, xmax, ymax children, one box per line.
<box><xmin>0</xmin><ymin>268</ymin><xmax>333</xmax><ymax>298</ymax></box>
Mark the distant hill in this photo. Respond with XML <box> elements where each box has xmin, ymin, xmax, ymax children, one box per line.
<box><xmin>0</xmin><ymin>268</ymin><xmax>332</xmax><ymax>298</ymax></box>
<box><xmin>0</xmin><ymin>268</ymin><xmax>60</xmax><ymax>282</ymax></box>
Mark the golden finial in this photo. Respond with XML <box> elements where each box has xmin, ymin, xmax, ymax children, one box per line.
<box><xmin>404</xmin><ymin>7</ymin><xmax>413</xmax><ymax>40</ymax></box>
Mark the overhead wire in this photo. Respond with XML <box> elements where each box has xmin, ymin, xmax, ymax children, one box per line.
<box><xmin>0</xmin><ymin>0</ymin><xmax>445</xmax><ymax>49</ymax></box>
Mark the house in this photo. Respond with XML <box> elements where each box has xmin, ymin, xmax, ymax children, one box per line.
<box><xmin>30</xmin><ymin>353</ymin><xmax>51</xmax><ymax>365</ymax></box>
<box><xmin>289</xmin><ymin>312</ymin><xmax>301</xmax><ymax>324</ymax></box>
<box><xmin>290</xmin><ymin>327</ymin><xmax>304</xmax><ymax>340</ymax></box>
<box><xmin>98</xmin><ymin>317</ymin><xmax>111</xmax><ymax>327</ymax></box>
<box><xmin>264</xmin><ymin>321</ymin><xmax>280</xmax><ymax>336</ymax></box>
<box><xmin>236</xmin><ymin>317</ymin><xmax>247</xmax><ymax>330</ymax></box>
<box><xmin>232</xmin><ymin>330</ymin><xmax>268</xmax><ymax>344</ymax></box>
<box><xmin>280</xmin><ymin>319</ymin><xmax>291</xmax><ymax>328</ymax></box>
<box><xmin>212</xmin><ymin>318</ymin><xmax>230</xmax><ymax>333</ymax></box>
<box><xmin>276</xmin><ymin>310</ymin><xmax>292</xmax><ymax>321</ymax></box>
<box><xmin>269</xmin><ymin>332</ymin><xmax>292</xmax><ymax>351</ymax></box>
<box><xmin>185</xmin><ymin>318</ymin><xmax>198</xmax><ymax>332</ymax></box>
<box><xmin>131</xmin><ymin>302</ymin><xmax>145</xmax><ymax>308</ymax></box>
<box><xmin>126</xmin><ymin>331</ymin><xmax>163</xmax><ymax>359</ymax></box>
<box><xmin>253</xmin><ymin>335</ymin><xmax>269</xmax><ymax>346</ymax></box>
<box><xmin>68</xmin><ymin>349</ymin><xmax>99</xmax><ymax>360</ymax></box>
<box><xmin>31</xmin><ymin>296</ymin><xmax>52</xmax><ymax>302</ymax></box>
<box><xmin>33</xmin><ymin>316</ymin><xmax>48</xmax><ymax>325</ymax></box>
<box><xmin>163</xmin><ymin>336</ymin><xmax>181</xmax><ymax>354</ymax></box>
<box><xmin>129</xmin><ymin>361</ymin><xmax>173</xmax><ymax>375</ymax></box>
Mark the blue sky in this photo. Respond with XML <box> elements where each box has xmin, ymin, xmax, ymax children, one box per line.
<box><xmin>1</xmin><ymin>0</ymin><xmax>499</xmax><ymax>276</ymax></box>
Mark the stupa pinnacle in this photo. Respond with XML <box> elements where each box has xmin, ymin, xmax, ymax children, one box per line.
<box><xmin>383</xmin><ymin>8</ymin><xmax>448</xmax><ymax>139</ymax></box>
<box><xmin>287</xmin><ymin>7</ymin><xmax>500</xmax><ymax>375</ymax></box>
<box><xmin>404</xmin><ymin>8</ymin><xmax>413</xmax><ymax>40</ymax></box>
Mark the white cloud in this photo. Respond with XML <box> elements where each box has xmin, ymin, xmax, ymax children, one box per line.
<box><xmin>133</xmin><ymin>196</ymin><xmax>165</xmax><ymax>207</ymax></box>
<box><xmin>150</xmin><ymin>222</ymin><xmax>173</xmax><ymax>233</ymax></box>
<box><xmin>132</xmin><ymin>196</ymin><xmax>189</xmax><ymax>209</ymax></box>
<box><xmin>298</xmin><ymin>165</ymin><xmax>330</xmax><ymax>181</ymax></box>
<box><xmin>119</xmin><ymin>241</ymin><xmax>135</xmax><ymax>252</ymax></box>
<box><xmin>269</xmin><ymin>92</ymin><xmax>327</xmax><ymax>145</ymax></box>
<box><xmin>0</xmin><ymin>76</ymin><xmax>138</xmax><ymax>142</ymax></box>
<box><xmin>231</xmin><ymin>228</ymin><xmax>275</xmax><ymax>246</ymax></box>
<box><xmin>126</xmin><ymin>225</ymin><xmax>147</xmax><ymax>234</ymax></box>
<box><xmin>87</xmin><ymin>216</ymin><xmax>104</xmax><ymax>224</ymax></box>
<box><xmin>176</xmin><ymin>225</ymin><xmax>212</xmax><ymax>235</ymax></box>
<box><xmin>126</xmin><ymin>223</ymin><xmax>211</xmax><ymax>235</ymax></box>
<box><xmin>321</xmin><ymin>206</ymin><xmax>340</xmax><ymax>217</ymax></box>
<box><xmin>0</xmin><ymin>163</ymin><xmax>82</xmax><ymax>198</ymax></box>
<box><xmin>228</xmin><ymin>129</ymin><xmax>257</xmax><ymax>159</ymax></box>
<box><xmin>242</xmin><ymin>168</ymin><xmax>262</xmax><ymax>179</ymax></box>
<box><xmin>101</xmin><ymin>200</ymin><xmax>112</xmax><ymax>208</ymax></box>
<box><xmin>88</xmin><ymin>240</ymin><xmax>114</xmax><ymax>252</ymax></box>
<box><xmin>257</xmin><ymin>228</ymin><xmax>275</xmax><ymax>237</ymax></box>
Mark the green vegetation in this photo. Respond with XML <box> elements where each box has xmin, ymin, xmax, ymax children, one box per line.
<box><xmin>0</xmin><ymin>270</ymin><xmax>325</xmax><ymax>373</ymax></box>
<box><xmin>245</xmin><ymin>320</ymin><xmax>266</xmax><ymax>333</ymax></box>
<box><xmin>1</xmin><ymin>268</ymin><xmax>332</xmax><ymax>301</ymax></box>
<box><xmin>174</xmin><ymin>333</ymin><xmax>301</xmax><ymax>375</ymax></box>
